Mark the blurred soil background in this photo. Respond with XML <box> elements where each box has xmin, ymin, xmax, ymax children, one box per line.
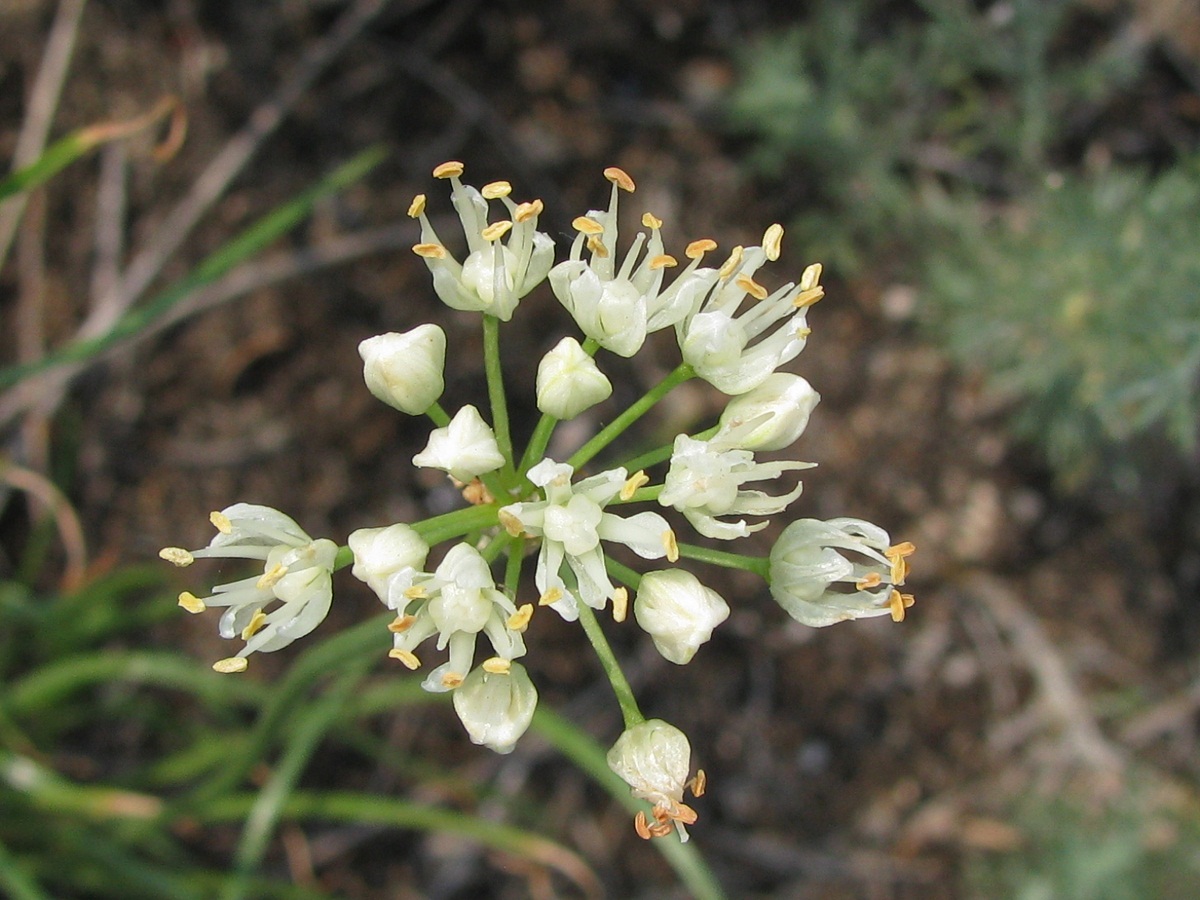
<box><xmin>2</xmin><ymin>0</ymin><xmax>1200</xmax><ymax>897</ymax></box>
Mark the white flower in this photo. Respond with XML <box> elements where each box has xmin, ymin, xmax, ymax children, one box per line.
<box><xmin>535</xmin><ymin>336</ymin><xmax>613</xmax><ymax>420</ymax></box>
<box><xmin>607</xmin><ymin>719</ymin><xmax>705</xmax><ymax>841</ymax></box>
<box><xmin>359</xmin><ymin>324</ymin><xmax>446</xmax><ymax>415</ymax></box>
<box><xmin>347</xmin><ymin>523</ymin><xmax>429</xmax><ymax>599</ymax></box>
<box><xmin>549</xmin><ymin>167</ymin><xmax>719</xmax><ymax>357</ymax></box>
<box><xmin>380</xmin><ymin>543</ymin><xmax>529</xmax><ymax>693</ymax></box>
<box><xmin>413</xmin><ymin>405</ymin><xmax>506</xmax><ymax>482</ymax></box>
<box><xmin>658</xmin><ymin>434</ymin><xmax>813</xmax><ymax>540</ymax></box>
<box><xmin>159</xmin><ymin>504</ymin><xmax>338</xmax><ymax>672</ymax></box>
<box><xmin>452</xmin><ymin>661</ymin><xmax>538</xmax><ymax>754</ymax></box>
<box><xmin>768</xmin><ymin>517</ymin><xmax>916</xmax><ymax>627</ymax></box>
<box><xmin>634</xmin><ymin>570</ymin><xmax>729</xmax><ymax>664</ymax></box>
<box><xmin>676</xmin><ymin>225</ymin><xmax>824</xmax><ymax>395</ymax></box>
<box><xmin>409</xmin><ymin>162</ymin><xmax>554</xmax><ymax>321</ymax></box>
<box><xmin>712</xmin><ymin>372</ymin><xmax>820</xmax><ymax>452</ymax></box>
<box><xmin>498</xmin><ymin>459</ymin><xmax>675</xmax><ymax>621</ymax></box>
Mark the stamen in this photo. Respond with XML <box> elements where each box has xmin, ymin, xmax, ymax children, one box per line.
<box><xmin>689</xmin><ymin>769</ymin><xmax>707</xmax><ymax>797</ymax></box>
<box><xmin>792</xmin><ymin>286</ymin><xmax>825</xmax><ymax>308</ymax></box>
<box><xmin>642</xmin><ymin>212</ymin><xmax>663</xmax><ymax>229</ymax></box>
<box><xmin>514</xmin><ymin>199</ymin><xmax>543</xmax><ymax>222</ymax></box>
<box><xmin>256</xmin><ymin>562</ymin><xmax>288</xmax><ymax>590</ymax></box>
<box><xmin>717</xmin><ymin>246</ymin><xmax>743</xmax><ymax>279</ymax></box>
<box><xmin>673</xmin><ymin>802</ymin><xmax>699</xmax><ymax>825</ymax></box>
<box><xmin>388</xmin><ymin>648</ymin><xmax>421</xmax><ymax>669</ymax></box>
<box><xmin>159</xmin><ymin>547</ymin><xmax>194</xmax><ymax>567</ymax></box>
<box><xmin>461</xmin><ymin>480</ymin><xmax>493</xmax><ymax>506</ymax></box>
<box><xmin>413</xmin><ymin>243</ymin><xmax>448</xmax><ymax>259</ymax></box>
<box><xmin>886</xmin><ymin>541</ymin><xmax>916</xmax><ymax>585</ymax></box>
<box><xmin>432</xmin><ymin>160</ymin><xmax>464</xmax><ymax>179</ymax></box>
<box><xmin>539</xmin><ymin>587</ymin><xmax>564</xmax><ymax>607</ymax></box>
<box><xmin>403</xmin><ymin>585</ymin><xmax>428</xmax><ymax>600</ymax></box>
<box><xmin>209</xmin><ymin>510</ymin><xmax>233</xmax><ymax>534</ymax></box>
<box><xmin>585</xmin><ymin>235</ymin><xmax>609</xmax><ymax>258</ymax></box>
<box><xmin>387</xmin><ymin>614</ymin><xmax>417</xmax><ymax>633</ymax></box>
<box><xmin>213</xmin><ymin>657</ymin><xmax>248</xmax><ymax>674</ymax></box>
<box><xmin>889</xmin><ymin>589</ymin><xmax>907</xmax><ymax>622</ymax></box>
<box><xmin>407</xmin><ymin>194</ymin><xmax>426</xmax><ymax>218</ymax></box>
<box><xmin>481</xmin><ymin>180</ymin><xmax>512</xmax><ymax>199</ymax></box>
<box><xmin>572</xmin><ymin>216</ymin><xmax>604</xmax><ymax>235</ymax></box>
<box><xmin>634</xmin><ymin>811</ymin><xmax>653</xmax><ymax>840</ymax></box>
<box><xmin>612</xmin><ymin>587</ymin><xmax>628</xmax><ymax>623</ymax></box>
<box><xmin>507</xmin><ymin>603</ymin><xmax>534</xmax><ymax>631</ymax></box>
<box><xmin>620</xmin><ymin>469</ymin><xmax>650</xmax><ymax>501</ymax></box>
<box><xmin>481</xmin><ymin>220</ymin><xmax>513</xmax><ymax>242</ymax></box>
<box><xmin>662</xmin><ymin>529</ymin><xmax>680</xmax><ymax>563</ymax></box>
<box><xmin>794</xmin><ymin>326</ymin><xmax>812</xmax><ymax>339</ymax></box>
<box><xmin>649</xmin><ymin>254</ymin><xmax>678</xmax><ymax>270</ymax></box>
<box><xmin>498</xmin><ymin>509</ymin><xmax>526</xmax><ymax>537</ymax></box>
<box><xmin>735</xmin><ymin>274</ymin><xmax>769</xmax><ymax>301</ymax></box>
<box><xmin>240</xmin><ymin>609</ymin><xmax>267</xmax><ymax>640</ymax></box>
<box><xmin>856</xmin><ymin>572</ymin><xmax>883</xmax><ymax>590</ymax></box>
<box><xmin>685</xmin><ymin>238</ymin><xmax>717</xmax><ymax>259</ymax></box>
<box><xmin>177</xmin><ymin>591</ymin><xmax>206</xmax><ymax>614</ymax></box>
<box><xmin>482</xmin><ymin>657</ymin><xmax>512</xmax><ymax>675</ymax></box>
<box><xmin>762</xmin><ymin>223</ymin><xmax>784</xmax><ymax>261</ymax></box>
<box><xmin>441</xmin><ymin>671</ymin><xmax>465</xmax><ymax>689</ymax></box>
<box><xmin>799</xmin><ymin>262</ymin><xmax>822</xmax><ymax>292</ymax></box>
<box><xmin>603</xmin><ymin>166</ymin><xmax>636</xmax><ymax>192</ymax></box>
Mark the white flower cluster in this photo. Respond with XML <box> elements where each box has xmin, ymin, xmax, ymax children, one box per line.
<box><xmin>163</xmin><ymin>163</ymin><xmax>916</xmax><ymax>843</ymax></box>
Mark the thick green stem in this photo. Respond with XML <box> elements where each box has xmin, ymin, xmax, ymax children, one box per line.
<box><xmin>574</xmin><ymin>603</ymin><xmax>643</xmax><ymax>730</ymax></box>
<box><xmin>482</xmin><ymin>315</ymin><xmax>514</xmax><ymax>474</ymax></box>
<box><xmin>567</xmin><ymin>363</ymin><xmax>695</xmax><ymax>470</ymax></box>
<box><xmin>677</xmin><ymin>541</ymin><xmax>770</xmax><ymax>578</ymax></box>
<box><xmin>518</xmin><ymin>412</ymin><xmax>559</xmax><ymax>475</ymax></box>
<box><xmin>411</xmin><ymin>504</ymin><xmax>500</xmax><ymax>546</ymax></box>
<box><xmin>425</xmin><ymin>402</ymin><xmax>451</xmax><ymax>428</ymax></box>
<box><xmin>604</xmin><ymin>557</ymin><xmax>643</xmax><ymax>591</ymax></box>
<box><xmin>504</xmin><ymin>536</ymin><xmax>526</xmax><ymax>599</ymax></box>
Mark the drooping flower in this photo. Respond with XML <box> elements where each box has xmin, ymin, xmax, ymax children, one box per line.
<box><xmin>159</xmin><ymin>504</ymin><xmax>338</xmax><ymax>672</ymax></box>
<box><xmin>634</xmin><ymin>570</ymin><xmax>729</xmax><ymax>664</ymax></box>
<box><xmin>607</xmin><ymin>719</ymin><xmax>706</xmax><ymax>842</ymax></box>
<box><xmin>549</xmin><ymin>167</ymin><xmax>719</xmax><ymax>357</ymax></box>
<box><xmin>676</xmin><ymin>225</ymin><xmax>824</xmax><ymax>395</ymax></box>
<box><xmin>409</xmin><ymin>162</ymin><xmax>554</xmax><ymax>321</ymax></box>
<box><xmin>535</xmin><ymin>336</ymin><xmax>613</xmax><ymax>420</ymax></box>
<box><xmin>498</xmin><ymin>459</ymin><xmax>676</xmax><ymax>621</ymax></box>
<box><xmin>452</xmin><ymin>660</ymin><xmax>539</xmax><ymax>754</ymax></box>
<box><xmin>658</xmin><ymin>434</ymin><xmax>813</xmax><ymax>540</ymax></box>
<box><xmin>768</xmin><ymin>517</ymin><xmax>916</xmax><ymax>627</ymax></box>
<box><xmin>413</xmin><ymin>404</ymin><xmax>506</xmax><ymax>483</ymax></box>
<box><xmin>712</xmin><ymin>372</ymin><xmax>820</xmax><ymax>452</ymax></box>
<box><xmin>359</xmin><ymin>324</ymin><xmax>446</xmax><ymax>415</ymax></box>
<box><xmin>346</xmin><ymin>523</ymin><xmax>429</xmax><ymax>599</ymax></box>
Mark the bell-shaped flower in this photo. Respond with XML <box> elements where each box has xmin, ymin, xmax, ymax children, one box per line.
<box><xmin>712</xmin><ymin>372</ymin><xmax>820</xmax><ymax>452</ymax></box>
<box><xmin>549</xmin><ymin>167</ymin><xmax>720</xmax><ymax>357</ymax></box>
<box><xmin>359</xmin><ymin>324</ymin><xmax>446</xmax><ymax>415</ymax></box>
<box><xmin>413</xmin><ymin>404</ymin><xmax>506</xmax><ymax>483</ymax></box>
<box><xmin>535</xmin><ymin>336</ymin><xmax>613</xmax><ymax>420</ymax></box>
<box><xmin>769</xmin><ymin>517</ymin><xmax>916</xmax><ymax>627</ymax></box>
<box><xmin>498</xmin><ymin>459</ymin><xmax>676</xmax><ymax>621</ymax></box>
<box><xmin>676</xmin><ymin>225</ymin><xmax>824</xmax><ymax>395</ymax></box>
<box><xmin>347</xmin><ymin>523</ymin><xmax>429</xmax><ymax>599</ymax></box>
<box><xmin>658</xmin><ymin>434</ymin><xmax>813</xmax><ymax>540</ymax></box>
<box><xmin>409</xmin><ymin>162</ymin><xmax>554</xmax><ymax>321</ymax></box>
<box><xmin>634</xmin><ymin>570</ymin><xmax>729</xmax><ymax>664</ymax></box>
<box><xmin>452</xmin><ymin>660</ymin><xmax>539</xmax><ymax>754</ymax></box>
<box><xmin>159</xmin><ymin>504</ymin><xmax>338</xmax><ymax>672</ymax></box>
<box><xmin>607</xmin><ymin>719</ymin><xmax>706</xmax><ymax>842</ymax></box>
<box><xmin>378</xmin><ymin>543</ymin><xmax>530</xmax><ymax>693</ymax></box>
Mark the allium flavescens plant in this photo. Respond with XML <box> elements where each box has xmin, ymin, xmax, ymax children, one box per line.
<box><xmin>161</xmin><ymin>164</ymin><xmax>916</xmax><ymax>846</ymax></box>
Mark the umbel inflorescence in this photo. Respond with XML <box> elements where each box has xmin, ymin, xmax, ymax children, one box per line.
<box><xmin>161</xmin><ymin>164</ymin><xmax>915</xmax><ymax>842</ymax></box>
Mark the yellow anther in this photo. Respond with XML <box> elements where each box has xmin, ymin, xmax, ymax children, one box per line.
<box><xmin>792</xmin><ymin>286</ymin><xmax>825</xmax><ymax>308</ymax></box>
<box><xmin>611</xmin><ymin>587</ymin><xmax>628</xmax><ymax>623</ymax></box>
<box><xmin>762</xmin><ymin>223</ymin><xmax>784</xmax><ymax>261</ymax></box>
<box><xmin>889</xmin><ymin>589</ymin><xmax>915</xmax><ymax>623</ymax></box>
<box><xmin>481</xmin><ymin>220</ymin><xmax>513</xmax><ymax>242</ymax></box>
<box><xmin>799</xmin><ymin>262</ymin><xmax>823</xmax><ymax>292</ymax></box>
<box><xmin>388</xmin><ymin>648</ymin><xmax>421</xmax><ymax>669</ymax></box>
<box><xmin>620</xmin><ymin>469</ymin><xmax>650</xmax><ymax>501</ymax></box>
<box><xmin>539</xmin><ymin>587</ymin><xmax>564</xmax><ymax>607</ymax></box>
<box><xmin>514</xmin><ymin>199</ymin><xmax>543</xmax><ymax>222</ymax></box>
<box><xmin>387</xmin><ymin>614</ymin><xmax>417</xmax><ymax>633</ymax></box>
<box><xmin>506</xmin><ymin>603</ymin><xmax>534</xmax><ymax>632</ymax></box>
<box><xmin>795</xmin><ymin>326</ymin><xmax>812</xmax><ymax>339</ymax></box>
<box><xmin>256</xmin><ymin>563</ymin><xmax>288</xmax><ymax>590</ymax></box>
<box><xmin>159</xmin><ymin>547</ymin><xmax>194</xmax><ymax>567</ymax></box>
<box><xmin>209</xmin><ymin>510</ymin><xmax>233</xmax><ymax>534</ymax></box>
<box><xmin>498</xmin><ymin>509</ymin><xmax>526</xmax><ymax>537</ymax></box>
<box><xmin>586</xmin><ymin>235</ymin><xmax>610</xmax><ymax>258</ymax></box>
<box><xmin>662</xmin><ymin>529</ymin><xmax>679</xmax><ymax>563</ymax></box>
<box><xmin>856</xmin><ymin>572</ymin><xmax>883</xmax><ymax>590</ymax></box>
<box><xmin>407</xmin><ymin>193</ymin><xmax>427</xmax><ymax>218</ymax></box>
<box><xmin>604</xmin><ymin>166</ymin><xmax>636</xmax><ymax>192</ymax></box>
<box><xmin>717</xmin><ymin>246</ymin><xmax>743</xmax><ymax>279</ymax></box>
<box><xmin>481</xmin><ymin>180</ymin><xmax>512</xmax><ymax>199</ymax></box>
<box><xmin>462</xmin><ymin>479</ymin><xmax>494</xmax><ymax>506</ymax></box>
<box><xmin>440</xmin><ymin>671</ymin><xmax>465</xmax><ymax>689</ymax></box>
<box><xmin>649</xmin><ymin>254</ymin><xmax>678</xmax><ymax>270</ymax></box>
<box><xmin>642</xmin><ymin>212</ymin><xmax>663</xmax><ymax>229</ymax></box>
<box><xmin>886</xmin><ymin>541</ymin><xmax>916</xmax><ymax>585</ymax></box>
<box><xmin>673</xmin><ymin>802</ymin><xmax>699</xmax><ymax>825</ymax></box>
<box><xmin>213</xmin><ymin>657</ymin><xmax>248</xmax><ymax>674</ymax></box>
<box><xmin>689</xmin><ymin>769</ymin><xmax>707</xmax><ymax>797</ymax></box>
<box><xmin>736</xmin><ymin>274</ymin><xmax>769</xmax><ymax>301</ymax></box>
<box><xmin>685</xmin><ymin>238</ymin><xmax>717</xmax><ymax>259</ymax></box>
<box><xmin>482</xmin><ymin>657</ymin><xmax>511</xmax><ymax>675</ymax></box>
<box><xmin>413</xmin><ymin>243</ymin><xmax>448</xmax><ymax>259</ymax></box>
<box><xmin>432</xmin><ymin>160</ymin><xmax>464</xmax><ymax>179</ymax></box>
<box><xmin>240</xmin><ymin>609</ymin><xmax>267</xmax><ymax>640</ymax></box>
<box><xmin>572</xmin><ymin>216</ymin><xmax>604</xmax><ymax>235</ymax></box>
<box><xmin>403</xmin><ymin>585</ymin><xmax>428</xmax><ymax>600</ymax></box>
<box><xmin>634</xmin><ymin>811</ymin><xmax>653</xmax><ymax>840</ymax></box>
<box><xmin>177</xmin><ymin>591</ymin><xmax>206</xmax><ymax>614</ymax></box>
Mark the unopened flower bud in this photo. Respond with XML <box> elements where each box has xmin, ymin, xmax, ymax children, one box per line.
<box><xmin>358</xmin><ymin>324</ymin><xmax>446</xmax><ymax>415</ymax></box>
<box><xmin>714</xmin><ymin>373</ymin><xmax>820</xmax><ymax>451</ymax></box>
<box><xmin>634</xmin><ymin>570</ymin><xmax>729</xmax><ymax>664</ymax></box>
<box><xmin>413</xmin><ymin>405</ymin><xmax>505</xmax><ymax>482</ymax></box>
<box><xmin>348</xmin><ymin>523</ymin><xmax>429</xmax><ymax>600</ymax></box>
<box><xmin>452</xmin><ymin>661</ymin><xmax>538</xmax><ymax>754</ymax></box>
<box><xmin>535</xmin><ymin>337</ymin><xmax>613</xmax><ymax>420</ymax></box>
